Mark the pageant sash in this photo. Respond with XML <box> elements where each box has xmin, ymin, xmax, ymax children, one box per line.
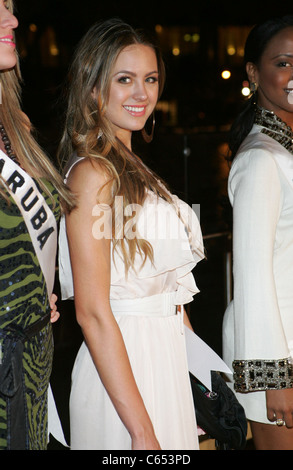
<box><xmin>0</xmin><ymin>150</ymin><xmax>57</xmax><ymax>296</ymax></box>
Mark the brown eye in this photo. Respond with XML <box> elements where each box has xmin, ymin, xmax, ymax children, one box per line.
<box><xmin>118</xmin><ymin>76</ymin><xmax>131</xmax><ymax>84</ymax></box>
<box><xmin>277</xmin><ymin>61</ymin><xmax>291</xmax><ymax>68</ymax></box>
<box><xmin>146</xmin><ymin>77</ymin><xmax>158</xmax><ymax>84</ymax></box>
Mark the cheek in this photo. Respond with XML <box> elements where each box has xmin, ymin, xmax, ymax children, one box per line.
<box><xmin>105</xmin><ymin>90</ymin><xmax>123</xmax><ymax>120</ymax></box>
<box><xmin>108</xmin><ymin>85</ymin><xmax>129</xmax><ymax>106</ymax></box>
<box><xmin>274</xmin><ymin>73</ymin><xmax>288</xmax><ymax>87</ymax></box>
<box><xmin>151</xmin><ymin>85</ymin><xmax>159</xmax><ymax>101</ymax></box>
<box><xmin>147</xmin><ymin>87</ymin><xmax>159</xmax><ymax>110</ymax></box>
<box><xmin>265</xmin><ymin>70</ymin><xmax>289</xmax><ymax>89</ymax></box>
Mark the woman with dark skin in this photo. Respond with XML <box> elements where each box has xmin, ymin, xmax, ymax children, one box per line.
<box><xmin>223</xmin><ymin>16</ymin><xmax>293</xmax><ymax>450</ymax></box>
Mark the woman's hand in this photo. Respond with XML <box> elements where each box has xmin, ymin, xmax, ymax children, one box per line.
<box><xmin>50</xmin><ymin>293</ymin><xmax>60</xmax><ymax>323</ymax></box>
<box><xmin>266</xmin><ymin>388</ymin><xmax>293</xmax><ymax>428</ymax></box>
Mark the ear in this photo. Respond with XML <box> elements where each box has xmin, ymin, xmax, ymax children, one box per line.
<box><xmin>246</xmin><ymin>62</ymin><xmax>258</xmax><ymax>86</ymax></box>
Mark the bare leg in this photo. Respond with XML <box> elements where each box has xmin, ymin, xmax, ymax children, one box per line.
<box><xmin>250</xmin><ymin>420</ymin><xmax>293</xmax><ymax>450</ymax></box>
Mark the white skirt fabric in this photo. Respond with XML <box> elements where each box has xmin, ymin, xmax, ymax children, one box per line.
<box><xmin>69</xmin><ymin>293</ymin><xmax>199</xmax><ymax>450</ymax></box>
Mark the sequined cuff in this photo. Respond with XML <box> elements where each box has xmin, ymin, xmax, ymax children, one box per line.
<box><xmin>233</xmin><ymin>358</ymin><xmax>293</xmax><ymax>392</ymax></box>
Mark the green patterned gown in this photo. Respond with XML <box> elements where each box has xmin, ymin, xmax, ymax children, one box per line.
<box><xmin>0</xmin><ymin>179</ymin><xmax>60</xmax><ymax>450</ymax></box>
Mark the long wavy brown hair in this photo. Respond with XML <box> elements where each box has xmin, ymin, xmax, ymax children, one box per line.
<box><xmin>58</xmin><ymin>18</ymin><xmax>177</xmax><ymax>272</ymax></box>
<box><xmin>0</xmin><ymin>0</ymin><xmax>73</xmax><ymax>211</ymax></box>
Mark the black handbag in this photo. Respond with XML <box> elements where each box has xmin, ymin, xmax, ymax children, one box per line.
<box><xmin>190</xmin><ymin>371</ymin><xmax>248</xmax><ymax>450</ymax></box>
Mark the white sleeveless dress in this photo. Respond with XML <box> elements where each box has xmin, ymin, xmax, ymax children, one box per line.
<box><xmin>58</xmin><ymin>157</ymin><xmax>204</xmax><ymax>450</ymax></box>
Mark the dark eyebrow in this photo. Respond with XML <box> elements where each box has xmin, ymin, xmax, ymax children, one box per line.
<box><xmin>114</xmin><ymin>70</ymin><xmax>159</xmax><ymax>77</ymax></box>
<box><xmin>271</xmin><ymin>53</ymin><xmax>293</xmax><ymax>60</ymax></box>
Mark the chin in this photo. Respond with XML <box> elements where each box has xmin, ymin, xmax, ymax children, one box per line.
<box><xmin>0</xmin><ymin>61</ymin><xmax>17</xmax><ymax>71</ymax></box>
<box><xmin>0</xmin><ymin>52</ymin><xmax>17</xmax><ymax>71</ymax></box>
<box><xmin>132</xmin><ymin>122</ymin><xmax>146</xmax><ymax>131</ymax></box>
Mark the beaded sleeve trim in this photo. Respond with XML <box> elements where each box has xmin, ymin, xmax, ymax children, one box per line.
<box><xmin>254</xmin><ymin>106</ymin><xmax>293</xmax><ymax>155</ymax></box>
<box><xmin>233</xmin><ymin>358</ymin><xmax>293</xmax><ymax>392</ymax></box>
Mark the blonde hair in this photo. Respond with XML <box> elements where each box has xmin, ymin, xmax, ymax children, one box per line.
<box><xmin>58</xmin><ymin>18</ymin><xmax>175</xmax><ymax>272</ymax></box>
<box><xmin>0</xmin><ymin>0</ymin><xmax>74</xmax><ymax>211</ymax></box>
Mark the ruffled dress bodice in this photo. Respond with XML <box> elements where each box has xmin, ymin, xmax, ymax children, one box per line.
<box><xmin>59</xmin><ymin>186</ymin><xmax>204</xmax><ymax>307</ymax></box>
<box><xmin>109</xmin><ymin>190</ymin><xmax>203</xmax><ymax>303</ymax></box>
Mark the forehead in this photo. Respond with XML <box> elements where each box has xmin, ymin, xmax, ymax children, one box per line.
<box><xmin>113</xmin><ymin>44</ymin><xmax>158</xmax><ymax>71</ymax></box>
<box><xmin>263</xmin><ymin>26</ymin><xmax>293</xmax><ymax>57</ymax></box>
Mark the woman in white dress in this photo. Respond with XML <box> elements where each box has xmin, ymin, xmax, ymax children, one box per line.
<box><xmin>222</xmin><ymin>16</ymin><xmax>293</xmax><ymax>450</ymax></box>
<box><xmin>58</xmin><ymin>19</ymin><xmax>204</xmax><ymax>450</ymax></box>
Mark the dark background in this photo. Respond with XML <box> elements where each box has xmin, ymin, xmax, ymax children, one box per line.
<box><xmin>15</xmin><ymin>1</ymin><xmax>293</xmax><ymax>138</ymax></box>
<box><xmin>12</xmin><ymin>1</ymin><xmax>293</xmax><ymax>448</ymax></box>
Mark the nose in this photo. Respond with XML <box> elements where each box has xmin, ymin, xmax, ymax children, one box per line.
<box><xmin>133</xmin><ymin>80</ymin><xmax>148</xmax><ymax>101</ymax></box>
<box><xmin>0</xmin><ymin>7</ymin><xmax>18</xmax><ymax>31</ymax></box>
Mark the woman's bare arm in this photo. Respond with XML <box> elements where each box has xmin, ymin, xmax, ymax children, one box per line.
<box><xmin>66</xmin><ymin>159</ymin><xmax>160</xmax><ymax>450</ymax></box>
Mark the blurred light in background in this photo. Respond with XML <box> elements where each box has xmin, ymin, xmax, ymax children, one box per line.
<box><xmin>221</xmin><ymin>70</ymin><xmax>231</xmax><ymax>80</ymax></box>
<box><xmin>241</xmin><ymin>80</ymin><xmax>250</xmax><ymax>96</ymax></box>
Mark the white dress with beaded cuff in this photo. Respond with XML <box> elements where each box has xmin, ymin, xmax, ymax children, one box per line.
<box><xmin>223</xmin><ymin>124</ymin><xmax>293</xmax><ymax>424</ymax></box>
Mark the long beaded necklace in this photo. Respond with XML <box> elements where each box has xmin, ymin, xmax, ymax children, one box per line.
<box><xmin>255</xmin><ymin>105</ymin><xmax>293</xmax><ymax>155</ymax></box>
<box><xmin>0</xmin><ymin>121</ymin><xmax>18</xmax><ymax>163</ymax></box>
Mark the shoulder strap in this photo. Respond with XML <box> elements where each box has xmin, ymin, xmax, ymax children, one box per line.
<box><xmin>64</xmin><ymin>153</ymin><xmax>85</xmax><ymax>182</ymax></box>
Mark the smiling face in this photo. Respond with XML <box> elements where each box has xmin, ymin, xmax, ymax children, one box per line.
<box><xmin>0</xmin><ymin>0</ymin><xmax>18</xmax><ymax>71</ymax></box>
<box><xmin>247</xmin><ymin>26</ymin><xmax>293</xmax><ymax>127</ymax></box>
<box><xmin>104</xmin><ymin>44</ymin><xmax>159</xmax><ymax>148</ymax></box>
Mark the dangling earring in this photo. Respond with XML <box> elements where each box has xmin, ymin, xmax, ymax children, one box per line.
<box><xmin>250</xmin><ymin>82</ymin><xmax>258</xmax><ymax>105</ymax></box>
<box><xmin>142</xmin><ymin>112</ymin><xmax>155</xmax><ymax>143</ymax></box>
<box><xmin>97</xmin><ymin>128</ymin><xmax>103</xmax><ymax>140</ymax></box>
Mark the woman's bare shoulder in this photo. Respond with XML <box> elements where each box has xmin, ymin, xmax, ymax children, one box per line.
<box><xmin>67</xmin><ymin>157</ymin><xmax>110</xmax><ymax>192</ymax></box>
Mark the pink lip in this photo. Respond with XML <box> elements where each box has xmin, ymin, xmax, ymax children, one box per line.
<box><xmin>0</xmin><ymin>35</ymin><xmax>16</xmax><ymax>47</ymax></box>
